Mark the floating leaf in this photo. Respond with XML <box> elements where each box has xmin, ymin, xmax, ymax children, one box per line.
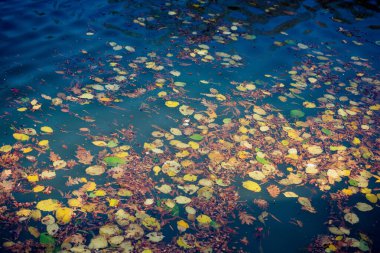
<box><xmin>355</xmin><ymin>202</ymin><xmax>373</xmax><ymax>212</ymax></box>
<box><xmin>41</xmin><ymin>126</ymin><xmax>53</xmax><ymax>133</ymax></box>
<box><xmin>189</xmin><ymin>134</ymin><xmax>203</xmax><ymax>141</ymax></box>
<box><xmin>36</xmin><ymin>199</ymin><xmax>61</xmax><ymax>212</ymax></box>
<box><xmin>307</xmin><ymin>145</ymin><xmax>323</xmax><ymax>155</ymax></box>
<box><xmin>321</xmin><ymin>128</ymin><xmax>332</xmax><ymax>135</ymax></box>
<box><xmin>283</xmin><ymin>191</ymin><xmax>298</xmax><ymax>198</ymax></box>
<box><xmin>344</xmin><ymin>212</ymin><xmax>359</xmax><ymax>224</ymax></box>
<box><xmin>365</xmin><ymin>193</ymin><xmax>377</xmax><ymax>203</ymax></box>
<box><xmin>146</xmin><ymin>232</ymin><xmax>164</xmax><ymax>242</ymax></box>
<box><xmin>28</xmin><ymin>226</ymin><xmax>40</xmax><ymax>238</ymax></box>
<box><xmin>86</xmin><ymin>165</ymin><xmax>106</xmax><ymax>176</ymax></box>
<box><xmin>108</xmin><ymin>198</ymin><xmax>119</xmax><ymax>207</ymax></box>
<box><xmin>242</xmin><ymin>181</ymin><xmax>261</xmax><ymax>192</ymax></box>
<box><xmin>79</xmin><ymin>93</ymin><xmax>94</xmax><ymax>99</ymax></box>
<box><xmin>92</xmin><ymin>141</ymin><xmax>107</xmax><ymax>147</ymax></box>
<box><xmin>256</xmin><ymin>155</ymin><xmax>269</xmax><ymax>165</ymax></box>
<box><xmin>179</xmin><ymin>105</ymin><xmax>194</xmax><ymax>115</ymax></box>
<box><xmin>155</xmin><ymin>184</ymin><xmax>172</xmax><ymax>194</ymax></box>
<box><xmin>39</xmin><ymin>233</ymin><xmax>55</xmax><ymax>245</ymax></box>
<box><xmin>89</xmin><ymin>236</ymin><xmax>108</xmax><ymax>249</ymax></box>
<box><xmin>38</xmin><ymin>140</ymin><xmax>49</xmax><ymax>147</ymax></box>
<box><xmin>0</xmin><ymin>145</ymin><xmax>12</xmax><ymax>152</ymax></box>
<box><xmin>196</xmin><ymin>214</ymin><xmax>212</xmax><ymax>224</ymax></box>
<box><xmin>266</xmin><ymin>185</ymin><xmax>280</xmax><ymax>198</ymax></box>
<box><xmin>104</xmin><ymin>156</ymin><xmax>126</xmax><ymax>166</ymax></box>
<box><xmin>165</xmin><ymin>101</ymin><xmax>179</xmax><ymax>108</ymax></box>
<box><xmin>13</xmin><ymin>133</ymin><xmax>30</xmax><ymax>141</ymax></box>
<box><xmin>33</xmin><ymin>185</ymin><xmax>45</xmax><ymax>193</ymax></box>
<box><xmin>175</xmin><ymin>196</ymin><xmax>192</xmax><ymax>204</ymax></box>
<box><xmin>27</xmin><ymin>175</ymin><xmax>39</xmax><ymax>182</ymax></box>
<box><xmin>55</xmin><ymin>207</ymin><xmax>73</xmax><ymax>225</ymax></box>
<box><xmin>177</xmin><ymin>220</ymin><xmax>189</xmax><ymax>232</ymax></box>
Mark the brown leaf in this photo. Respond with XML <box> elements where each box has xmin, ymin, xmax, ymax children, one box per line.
<box><xmin>49</xmin><ymin>151</ymin><xmax>61</xmax><ymax>162</ymax></box>
<box><xmin>238</xmin><ymin>211</ymin><xmax>256</xmax><ymax>225</ymax></box>
<box><xmin>75</xmin><ymin>146</ymin><xmax>93</xmax><ymax>165</ymax></box>
<box><xmin>267</xmin><ymin>185</ymin><xmax>280</xmax><ymax>198</ymax></box>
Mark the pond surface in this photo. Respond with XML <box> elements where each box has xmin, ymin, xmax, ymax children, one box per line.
<box><xmin>0</xmin><ymin>0</ymin><xmax>379</xmax><ymax>252</ymax></box>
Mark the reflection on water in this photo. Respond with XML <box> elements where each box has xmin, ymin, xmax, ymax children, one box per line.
<box><xmin>0</xmin><ymin>0</ymin><xmax>379</xmax><ymax>252</ymax></box>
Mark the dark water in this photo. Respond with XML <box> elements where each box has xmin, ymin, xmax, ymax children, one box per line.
<box><xmin>0</xmin><ymin>0</ymin><xmax>379</xmax><ymax>252</ymax></box>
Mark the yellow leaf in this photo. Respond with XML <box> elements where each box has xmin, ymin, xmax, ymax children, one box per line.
<box><xmin>13</xmin><ymin>133</ymin><xmax>30</xmax><ymax>141</ymax></box>
<box><xmin>196</xmin><ymin>214</ymin><xmax>212</xmax><ymax>224</ymax></box>
<box><xmin>0</xmin><ymin>145</ymin><xmax>12</xmax><ymax>152</ymax></box>
<box><xmin>183</xmin><ymin>174</ymin><xmax>197</xmax><ymax>182</ymax></box>
<box><xmin>31</xmin><ymin>210</ymin><xmax>41</xmax><ymax>220</ymax></box>
<box><xmin>28</xmin><ymin>226</ymin><xmax>40</xmax><ymax>238</ymax></box>
<box><xmin>114</xmin><ymin>151</ymin><xmax>129</xmax><ymax>158</ymax></box>
<box><xmin>281</xmin><ymin>140</ymin><xmax>289</xmax><ymax>146</ymax></box>
<box><xmin>366</xmin><ymin>193</ymin><xmax>377</xmax><ymax>203</ymax></box>
<box><xmin>36</xmin><ymin>199</ymin><xmax>61</xmax><ymax>212</ymax></box>
<box><xmin>81</xmin><ymin>203</ymin><xmax>96</xmax><ymax>213</ymax></box>
<box><xmin>117</xmin><ymin>188</ymin><xmax>133</xmax><ymax>197</ymax></box>
<box><xmin>17</xmin><ymin>209</ymin><xmax>32</xmax><ymax>217</ymax></box>
<box><xmin>360</xmin><ymin>188</ymin><xmax>371</xmax><ymax>194</ymax></box>
<box><xmin>79</xmin><ymin>93</ymin><xmax>94</xmax><ymax>99</ymax></box>
<box><xmin>188</xmin><ymin>141</ymin><xmax>199</xmax><ymax>149</ymax></box>
<box><xmin>158</xmin><ymin>91</ymin><xmax>167</xmax><ymax>97</ymax></box>
<box><xmin>165</xmin><ymin>101</ymin><xmax>179</xmax><ymax>108</ymax></box>
<box><xmin>342</xmin><ymin>189</ymin><xmax>353</xmax><ymax>196</ymax></box>
<box><xmin>22</xmin><ymin>147</ymin><xmax>33</xmax><ymax>153</ymax></box>
<box><xmin>27</xmin><ymin>175</ymin><xmax>39</xmax><ymax>182</ymax></box>
<box><xmin>81</xmin><ymin>182</ymin><xmax>96</xmax><ymax>192</ymax></box>
<box><xmin>152</xmin><ymin>166</ymin><xmax>161</xmax><ymax>176</ymax></box>
<box><xmin>303</xmin><ymin>101</ymin><xmax>316</xmax><ymax>108</ymax></box>
<box><xmin>41</xmin><ymin>126</ymin><xmax>53</xmax><ymax>133</ymax></box>
<box><xmin>56</xmin><ymin>207</ymin><xmax>73</xmax><ymax>224</ymax></box>
<box><xmin>242</xmin><ymin>180</ymin><xmax>261</xmax><ymax>192</ymax></box>
<box><xmin>369</xmin><ymin>104</ymin><xmax>380</xmax><ymax>110</ymax></box>
<box><xmin>17</xmin><ymin>107</ymin><xmax>28</xmax><ymax>112</ymax></box>
<box><xmin>216</xmin><ymin>94</ymin><xmax>226</xmax><ymax>101</ymax></box>
<box><xmin>68</xmin><ymin>199</ymin><xmax>81</xmax><ymax>207</ymax></box>
<box><xmin>328</xmin><ymin>244</ymin><xmax>337</xmax><ymax>251</ymax></box>
<box><xmin>108</xmin><ymin>198</ymin><xmax>119</xmax><ymax>207</ymax></box>
<box><xmin>286</xmin><ymin>153</ymin><xmax>299</xmax><ymax>160</ymax></box>
<box><xmin>287</xmin><ymin>130</ymin><xmax>303</xmax><ymax>141</ymax></box>
<box><xmin>95</xmin><ymin>190</ymin><xmax>107</xmax><ymax>196</ymax></box>
<box><xmin>38</xmin><ymin>140</ymin><xmax>49</xmax><ymax>147</ymax></box>
<box><xmin>176</xmin><ymin>150</ymin><xmax>189</xmax><ymax>158</ymax></box>
<box><xmin>239</xmin><ymin>126</ymin><xmax>248</xmax><ymax>134</ymax></box>
<box><xmin>92</xmin><ymin>141</ymin><xmax>107</xmax><ymax>147</ymax></box>
<box><xmin>352</xmin><ymin>137</ymin><xmax>361</xmax><ymax>145</ymax></box>
<box><xmin>99</xmin><ymin>97</ymin><xmax>112</xmax><ymax>102</ymax></box>
<box><xmin>177</xmin><ymin>220</ymin><xmax>189</xmax><ymax>231</ymax></box>
<box><xmin>33</xmin><ymin>185</ymin><xmax>45</xmax><ymax>192</ymax></box>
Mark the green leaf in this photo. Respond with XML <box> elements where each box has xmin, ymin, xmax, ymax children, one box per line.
<box><xmin>171</xmin><ymin>204</ymin><xmax>180</xmax><ymax>216</ymax></box>
<box><xmin>290</xmin><ymin>109</ymin><xmax>305</xmax><ymax>118</ymax></box>
<box><xmin>321</xmin><ymin>128</ymin><xmax>332</xmax><ymax>135</ymax></box>
<box><xmin>359</xmin><ymin>240</ymin><xmax>370</xmax><ymax>251</ymax></box>
<box><xmin>256</xmin><ymin>155</ymin><xmax>269</xmax><ymax>165</ymax></box>
<box><xmin>40</xmin><ymin>233</ymin><xmax>55</xmax><ymax>245</ymax></box>
<box><xmin>349</xmin><ymin>179</ymin><xmax>358</xmax><ymax>186</ymax></box>
<box><xmin>107</xmin><ymin>140</ymin><xmax>118</xmax><ymax>148</ymax></box>
<box><xmin>210</xmin><ymin>220</ymin><xmax>220</xmax><ymax>229</ymax></box>
<box><xmin>189</xmin><ymin>134</ymin><xmax>203</xmax><ymax>141</ymax></box>
<box><xmin>104</xmin><ymin>156</ymin><xmax>126</xmax><ymax>166</ymax></box>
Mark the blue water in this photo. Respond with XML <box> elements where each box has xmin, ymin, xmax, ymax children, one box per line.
<box><xmin>0</xmin><ymin>0</ymin><xmax>379</xmax><ymax>252</ymax></box>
